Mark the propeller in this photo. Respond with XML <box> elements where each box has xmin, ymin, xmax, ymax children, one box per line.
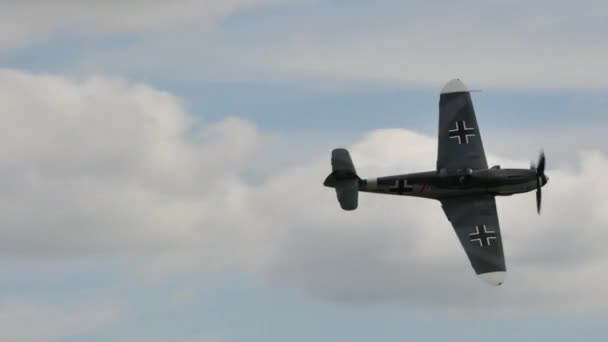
<box><xmin>531</xmin><ymin>151</ymin><xmax>547</xmax><ymax>214</ymax></box>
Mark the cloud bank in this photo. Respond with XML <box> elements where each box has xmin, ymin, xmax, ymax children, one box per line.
<box><xmin>29</xmin><ymin>0</ymin><xmax>606</xmax><ymax>90</ymax></box>
<box><xmin>1</xmin><ymin>69</ymin><xmax>606</xmax><ymax>312</ymax></box>
<box><xmin>270</xmin><ymin>1</ymin><xmax>608</xmax><ymax>89</ymax></box>
<box><xmin>0</xmin><ymin>0</ymin><xmax>283</xmax><ymax>49</ymax></box>
<box><xmin>0</xmin><ymin>297</ymin><xmax>124</xmax><ymax>342</ymax></box>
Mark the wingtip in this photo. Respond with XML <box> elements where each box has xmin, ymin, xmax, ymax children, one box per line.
<box><xmin>441</xmin><ymin>78</ymin><xmax>469</xmax><ymax>94</ymax></box>
<box><xmin>478</xmin><ymin>271</ymin><xmax>505</xmax><ymax>286</ymax></box>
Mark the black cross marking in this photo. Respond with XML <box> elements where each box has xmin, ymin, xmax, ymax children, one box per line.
<box><xmin>388</xmin><ymin>179</ymin><xmax>413</xmax><ymax>194</ymax></box>
<box><xmin>469</xmin><ymin>225</ymin><xmax>497</xmax><ymax>247</ymax></box>
<box><xmin>449</xmin><ymin>120</ymin><xmax>476</xmax><ymax>144</ymax></box>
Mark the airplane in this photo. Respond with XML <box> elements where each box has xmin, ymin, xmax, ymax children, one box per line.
<box><xmin>323</xmin><ymin>79</ymin><xmax>548</xmax><ymax>286</ymax></box>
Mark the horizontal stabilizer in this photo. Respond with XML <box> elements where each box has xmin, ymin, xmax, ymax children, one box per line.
<box><xmin>323</xmin><ymin>148</ymin><xmax>360</xmax><ymax>210</ymax></box>
<box><xmin>335</xmin><ymin>179</ymin><xmax>358</xmax><ymax>210</ymax></box>
<box><xmin>332</xmin><ymin>148</ymin><xmax>356</xmax><ymax>174</ymax></box>
<box><xmin>324</xmin><ymin>149</ymin><xmax>359</xmax><ymax>186</ymax></box>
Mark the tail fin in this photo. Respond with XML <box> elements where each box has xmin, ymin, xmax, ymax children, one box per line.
<box><xmin>323</xmin><ymin>148</ymin><xmax>360</xmax><ymax>211</ymax></box>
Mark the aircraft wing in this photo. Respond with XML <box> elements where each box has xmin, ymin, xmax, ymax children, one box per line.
<box><xmin>437</xmin><ymin>79</ymin><xmax>488</xmax><ymax>171</ymax></box>
<box><xmin>441</xmin><ymin>195</ymin><xmax>506</xmax><ymax>285</ymax></box>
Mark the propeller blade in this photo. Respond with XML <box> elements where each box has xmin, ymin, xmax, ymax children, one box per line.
<box><xmin>537</xmin><ymin>151</ymin><xmax>546</xmax><ymax>175</ymax></box>
<box><xmin>536</xmin><ymin>177</ymin><xmax>542</xmax><ymax>214</ymax></box>
<box><xmin>534</xmin><ymin>150</ymin><xmax>546</xmax><ymax>214</ymax></box>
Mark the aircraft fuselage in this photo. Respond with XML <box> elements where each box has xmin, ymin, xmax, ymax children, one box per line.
<box><xmin>358</xmin><ymin>168</ymin><xmax>548</xmax><ymax>200</ymax></box>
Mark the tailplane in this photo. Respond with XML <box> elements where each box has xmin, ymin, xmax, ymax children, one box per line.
<box><xmin>323</xmin><ymin>149</ymin><xmax>360</xmax><ymax>211</ymax></box>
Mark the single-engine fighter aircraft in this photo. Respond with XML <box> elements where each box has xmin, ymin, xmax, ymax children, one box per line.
<box><xmin>323</xmin><ymin>79</ymin><xmax>549</xmax><ymax>286</ymax></box>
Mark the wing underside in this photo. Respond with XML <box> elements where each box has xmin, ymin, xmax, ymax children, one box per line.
<box><xmin>437</xmin><ymin>79</ymin><xmax>488</xmax><ymax>171</ymax></box>
<box><xmin>441</xmin><ymin>195</ymin><xmax>506</xmax><ymax>285</ymax></box>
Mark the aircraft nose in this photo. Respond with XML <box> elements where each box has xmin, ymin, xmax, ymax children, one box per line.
<box><xmin>542</xmin><ymin>175</ymin><xmax>549</xmax><ymax>186</ymax></box>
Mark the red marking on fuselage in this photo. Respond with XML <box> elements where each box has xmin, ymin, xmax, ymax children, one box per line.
<box><xmin>419</xmin><ymin>182</ymin><xmax>428</xmax><ymax>193</ymax></box>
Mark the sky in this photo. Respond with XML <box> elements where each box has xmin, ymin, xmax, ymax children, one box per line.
<box><xmin>0</xmin><ymin>1</ymin><xmax>607</xmax><ymax>341</ymax></box>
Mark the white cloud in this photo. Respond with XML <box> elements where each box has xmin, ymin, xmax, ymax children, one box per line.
<box><xmin>182</xmin><ymin>336</ymin><xmax>220</xmax><ymax>342</ymax></box>
<box><xmin>245</xmin><ymin>130</ymin><xmax>608</xmax><ymax>311</ymax></box>
<box><xmin>54</xmin><ymin>0</ymin><xmax>608</xmax><ymax>89</ymax></box>
<box><xmin>0</xmin><ymin>0</ymin><xmax>283</xmax><ymax>49</ymax></box>
<box><xmin>1</xmin><ymin>68</ymin><xmax>606</xmax><ymax>312</ymax></box>
<box><xmin>0</xmin><ymin>297</ymin><xmax>125</xmax><ymax>342</ymax></box>
<box><xmin>270</xmin><ymin>0</ymin><xmax>608</xmax><ymax>89</ymax></box>
<box><xmin>0</xmin><ymin>69</ymin><xmax>267</xmax><ymax>261</ymax></box>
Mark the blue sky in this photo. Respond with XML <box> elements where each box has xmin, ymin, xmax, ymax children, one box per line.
<box><xmin>0</xmin><ymin>1</ymin><xmax>607</xmax><ymax>341</ymax></box>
